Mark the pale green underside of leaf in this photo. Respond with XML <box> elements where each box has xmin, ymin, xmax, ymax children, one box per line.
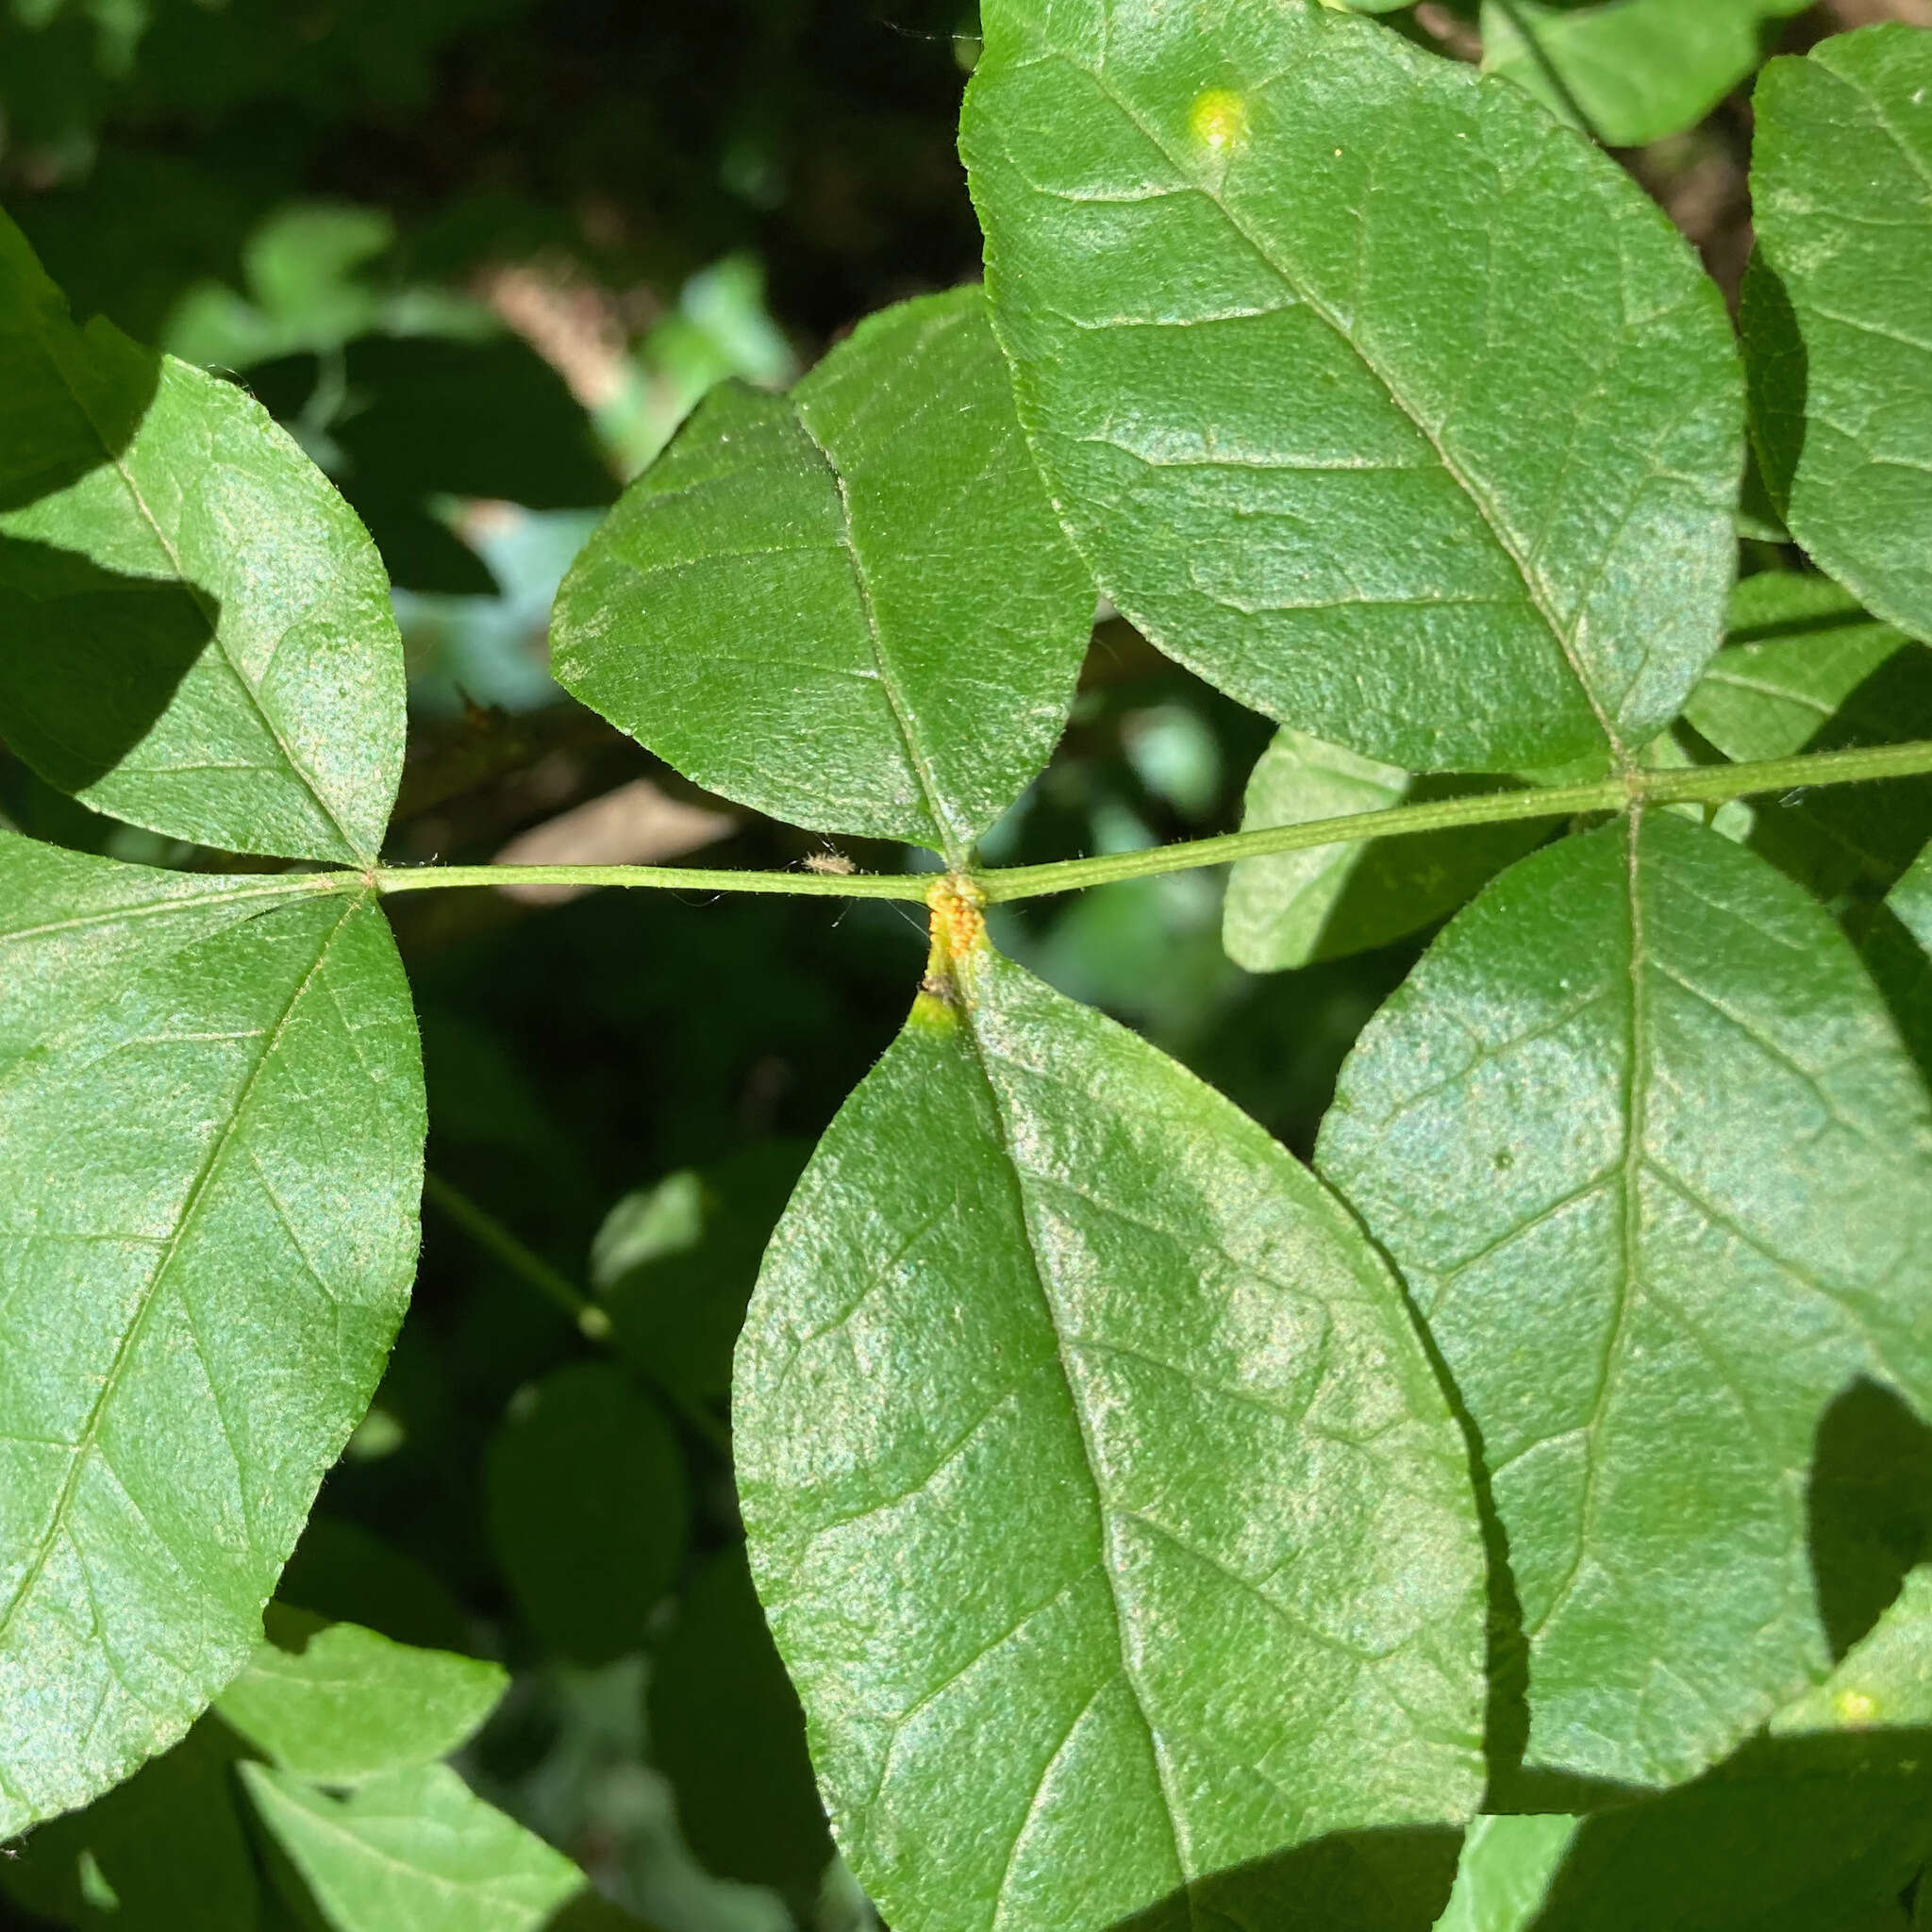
<box><xmin>1224</xmin><ymin>727</ymin><xmax>1555</xmax><ymax>973</ymax></box>
<box><xmin>1319</xmin><ymin>812</ymin><xmax>1932</xmax><ymax>1790</ymax></box>
<box><xmin>735</xmin><ymin>945</ymin><xmax>1485</xmax><ymax>1932</ymax></box>
<box><xmin>242</xmin><ymin>1762</ymin><xmax>593</xmax><ymax>1932</ymax></box>
<box><xmin>550</xmin><ymin>286</ymin><xmax>1091</xmax><ymax>855</ymax></box>
<box><xmin>0</xmin><ymin>833</ymin><xmax>425</xmax><ymax>1833</ymax></box>
<box><xmin>963</xmin><ymin>0</ymin><xmax>1741</xmax><ymax>774</ymax></box>
<box><xmin>214</xmin><ymin>1609</ymin><xmax>508</xmax><ymax>1787</ymax></box>
<box><xmin>0</xmin><ymin>214</ymin><xmax>406</xmax><ymax>863</ymax></box>
<box><xmin>1746</xmin><ymin>26</ymin><xmax>1932</xmax><ymax>650</ymax></box>
<box><xmin>1684</xmin><ymin>573</ymin><xmax>1909</xmax><ymax>764</ymax></box>
<box><xmin>1480</xmin><ymin>0</ymin><xmax>1810</xmax><ymax>150</ymax></box>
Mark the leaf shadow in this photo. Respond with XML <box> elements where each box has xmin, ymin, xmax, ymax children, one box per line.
<box><xmin>1739</xmin><ymin>249</ymin><xmax>1807</xmax><ymax>518</ymax></box>
<box><xmin>1101</xmin><ymin>1823</ymin><xmax>1463</xmax><ymax>1932</ymax></box>
<box><xmin>0</xmin><ymin>532</ymin><xmax>219</xmax><ymax>796</ymax></box>
<box><xmin>0</xmin><ymin>316</ymin><xmax>160</xmax><ymax>514</ymax></box>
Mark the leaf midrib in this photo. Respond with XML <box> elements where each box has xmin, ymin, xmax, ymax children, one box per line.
<box><xmin>953</xmin><ymin>999</ymin><xmax>1196</xmax><ymax>1920</ymax></box>
<box><xmin>0</xmin><ymin>891</ymin><xmax>368</xmax><ymax>1662</ymax></box>
<box><xmin>40</xmin><ymin>336</ymin><xmax>369</xmax><ymax>861</ymax></box>
<box><xmin>1051</xmin><ymin>36</ymin><xmax>1631</xmax><ymax>764</ymax></box>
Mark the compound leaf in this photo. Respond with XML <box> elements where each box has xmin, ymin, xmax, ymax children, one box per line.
<box><xmin>215</xmin><ymin>1607</ymin><xmax>508</xmax><ymax>1787</ymax></box>
<box><xmin>483</xmin><ymin>1363</ymin><xmax>687</xmax><ymax>1667</ymax></box>
<box><xmin>242</xmin><ymin>1762</ymin><xmax>618</xmax><ymax>1932</ymax></box>
<box><xmin>1746</xmin><ymin>26</ymin><xmax>1932</xmax><ymax>648</ymax></box>
<box><xmin>551</xmin><ymin>286</ymin><xmax>1092</xmax><ymax>857</ymax></box>
<box><xmin>735</xmin><ymin>927</ymin><xmax>1486</xmax><ymax>1932</ymax></box>
<box><xmin>0</xmin><ymin>212</ymin><xmax>406</xmax><ymax>863</ymax></box>
<box><xmin>1480</xmin><ymin>0</ymin><xmax>1811</xmax><ymax>149</ymax></box>
<box><xmin>1224</xmin><ymin>728</ymin><xmax>1556</xmax><ymax>973</ymax></box>
<box><xmin>962</xmin><ymin>0</ymin><xmax>1741</xmax><ymax>774</ymax></box>
<box><xmin>1683</xmin><ymin>574</ymin><xmax>1910</xmax><ymax>765</ymax></box>
<box><xmin>0</xmin><ymin>835</ymin><xmax>425</xmax><ymax>1832</ymax></box>
<box><xmin>1319</xmin><ymin>812</ymin><xmax>1932</xmax><ymax>1790</ymax></box>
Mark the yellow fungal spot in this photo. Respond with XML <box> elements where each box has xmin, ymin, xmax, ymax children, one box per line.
<box><xmin>918</xmin><ymin>874</ymin><xmax>987</xmax><ymax>1017</ymax></box>
<box><xmin>1835</xmin><ymin>1689</ymin><xmax>1880</xmax><ymax>1725</ymax></box>
<box><xmin>1189</xmin><ymin>88</ymin><xmax>1248</xmax><ymax>154</ymax></box>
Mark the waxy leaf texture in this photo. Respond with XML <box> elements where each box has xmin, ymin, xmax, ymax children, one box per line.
<box><xmin>0</xmin><ymin>213</ymin><xmax>406</xmax><ymax>864</ymax></box>
<box><xmin>736</xmin><ymin>938</ymin><xmax>1485</xmax><ymax>1932</ymax></box>
<box><xmin>1320</xmin><ymin>812</ymin><xmax>1932</xmax><ymax>1790</ymax></box>
<box><xmin>963</xmin><ymin>0</ymin><xmax>1741</xmax><ymax>774</ymax></box>
<box><xmin>551</xmin><ymin>286</ymin><xmax>1091</xmax><ymax>857</ymax></box>
<box><xmin>1747</xmin><ymin>26</ymin><xmax>1932</xmax><ymax>650</ymax></box>
<box><xmin>0</xmin><ymin>835</ymin><xmax>425</xmax><ymax>1832</ymax></box>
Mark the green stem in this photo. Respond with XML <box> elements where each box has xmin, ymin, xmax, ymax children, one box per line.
<box><xmin>361</xmin><ymin>739</ymin><xmax>1932</xmax><ymax>909</ymax></box>
<box><xmin>420</xmin><ymin>1173</ymin><xmax>733</xmax><ymax>1457</ymax></box>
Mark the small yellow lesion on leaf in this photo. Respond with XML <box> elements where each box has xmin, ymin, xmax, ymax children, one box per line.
<box><xmin>1189</xmin><ymin>87</ymin><xmax>1248</xmax><ymax>154</ymax></box>
<box><xmin>1834</xmin><ymin>1689</ymin><xmax>1880</xmax><ymax>1725</ymax></box>
<box><xmin>913</xmin><ymin>874</ymin><xmax>987</xmax><ymax>1025</ymax></box>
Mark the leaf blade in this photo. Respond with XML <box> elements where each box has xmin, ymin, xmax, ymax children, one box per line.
<box><xmin>0</xmin><ymin>841</ymin><xmax>425</xmax><ymax>1831</ymax></box>
<box><xmin>962</xmin><ymin>0</ymin><xmax>1742</xmax><ymax>773</ymax></box>
<box><xmin>736</xmin><ymin>941</ymin><xmax>1486</xmax><ymax>1932</ymax></box>
<box><xmin>1319</xmin><ymin>813</ymin><xmax>1932</xmax><ymax>1788</ymax></box>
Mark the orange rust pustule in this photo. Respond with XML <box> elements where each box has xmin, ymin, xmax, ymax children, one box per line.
<box><xmin>921</xmin><ymin>875</ymin><xmax>986</xmax><ymax>1005</ymax></box>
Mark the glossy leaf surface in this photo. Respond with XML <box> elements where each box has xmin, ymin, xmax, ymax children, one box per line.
<box><xmin>1746</xmin><ymin>26</ymin><xmax>1932</xmax><ymax>648</ymax></box>
<box><xmin>551</xmin><ymin>287</ymin><xmax>1091</xmax><ymax>856</ymax></box>
<box><xmin>736</xmin><ymin>931</ymin><xmax>1486</xmax><ymax>1932</ymax></box>
<box><xmin>1481</xmin><ymin>0</ymin><xmax>1810</xmax><ymax>149</ymax></box>
<box><xmin>243</xmin><ymin>1762</ymin><xmax>605</xmax><ymax>1932</ymax></box>
<box><xmin>963</xmin><ymin>0</ymin><xmax>1741</xmax><ymax>773</ymax></box>
<box><xmin>0</xmin><ymin>212</ymin><xmax>406</xmax><ymax>862</ymax></box>
<box><xmin>1224</xmin><ymin>728</ymin><xmax>1554</xmax><ymax>973</ymax></box>
<box><xmin>0</xmin><ymin>835</ymin><xmax>425</xmax><ymax>1832</ymax></box>
<box><xmin>1683</xmin><ymin>575</ymin><xmax>1909</xmax><ymax>764</ymax></box>
<box><xmin>1320</xmin><ymin>812</ymin><xmax>1932</xmax><ymax>1790</ymax></box>
<box><xmin>484</xmin><ymin>1363</ymin><xmax>687</xmax><ymax>1667</ymax></box>
<box><xmin>215</xmin><ymin>1607</ymin><xmax>507</xmax><ymax>1787</ymax></box>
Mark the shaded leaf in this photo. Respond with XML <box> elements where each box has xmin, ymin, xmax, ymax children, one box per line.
<box><xmin>1480</xmin><ymin>0</ymin><xmax>1810</xmax><ymax>149</ymax></box>
<box><xmin>1746</xmin><ymin>25</ymin><xmax>1932</xmax><ymax>648</ymax></box>
<box><xmin>552</xmin><ymin>286</ymin><xmax>1091</xmax><ymax>856</ymax></box>
<box><xmin>0</xmin><ymin>211</ymin><xmax>406</xmax><ymax>862</ymax></box>
<box><xmin>0</xmin><ymin>1724</ymin><xmax>258</xmax><ymax>1932</ymax></box>
<box><xmin>483</xmin><ymin>1363</ymin><xmax>687</xmax><ymax>1667</ymax></box>
<box><xmin>1224</xmin><ymin>728</ymin><xmax>1555</xmax><ymax>973</ymax></box>
<box><xmin>1319</xmin><ymin>812</ymin><xmax>1932</xmax><ymax>1790</ymax></box>
<box><xmin>1774</xmin><ymin>1568</ymin><xmax>1932</xmax><ymax>1737</ymax></box>
<box><xmin>1684</xmin><ymin>574</ymin><xmax>1910</xmax><ymax>764</ymax></box>
<box><xmin>646</xmin><ymin>1546</ymin><xmax>832</xmax><ymax>1897</ymax></box>
<box><xmin>242</xmin><ymin>1762</ymin><xmax>622</xmax><ymax>1932</ymax></box>
<box><xmin>0</xmin><ymin>835</ymin><xmax>425</xmax><ymax>1831</ymax></box>
<box><xmin>736</xmin><ymin>924</ymin><xmax>1486</xmax><ymax>1932</ymax></box>
<box><xmin>276</xmin><ymin>1515</ymin><xmax>473</xmax><ymax>1658</ymax></box>
<box><xmin>963</xmin><ymin>0</ymin><xmax>1741</xmax><ymax>773</ymax></box>
<box><xmin>215</xmin><ymin>1607</ymin><xmax>507</xmax><ymax>1786</ymax></box>
<box><xmin>1859</xmin><ymin>842</ymin><xmax>1932</xmax><ymax>1084</ymax></box>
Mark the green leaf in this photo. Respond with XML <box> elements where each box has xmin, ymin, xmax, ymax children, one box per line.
<box><xmin>1774</xmin><ymin>1568</ymin><xmax>1932</xmax><ymax>1737</ymax></box>
<box><xmin>1224</xmin><ymin>728</ymin><xmax>1556</xmax><ymax>973</ymax></box>
<box><xmin>215</xmin><ymin>1607</ymin><xmax>507</xmax><ymax>1786</ymax></box>
<box><xmin>0</xmin><ymin>834</ymin><xmax>425</xmax><ymax>1832</ymax></box>
<box><xmin>1480</xmin><ymin>0</ymin><xmax>1810</xmax><ymax>149</ymax></box>
<box><xmin>0</xmin><ymin>213</ymin><xmax>404</xmax><ymax>864</ymax></box>
<box><xmin>1431</xmin><ymin>1815</ymin><xmax>1577</xmax><ymax>1932</ymax></box>
<box><xmin>735</xmin><ymin>924</ymin><xmax>1487</xmax><ymax>1932</ymax></box>
<box><xmin>1318</xmin><ymin>812</ymin><xmax>1932</xmax><ymax>1790</ymax></box>
<box><xmin>1684</xmin><ymin>574</ymin><xmax>1910</xmax><ymax>764</ymax></box>
<box><xmin>593</xmin><ymin>1142</ymin><xmax>808</xmax><ymax>1407</ymax></box>
<box><xmin>962</xmin><ymin>0</ymin><xmax>1741</xmax><ymax>774</ymax></box>
<box><xmin>1860</xmin><ymin>842</ymin><xmax>1932</xmax><ymax>1085</ymax></box>
<box><xmin>551</xmin><ymin>287</ymin><xmax>1092</xmax><ymax>857</ymax></box>
<box><xmin>276</xmin><ymin>1516</ymin><xmax>473</xmax><ymax>1657</ymax></box>
<box><xmin>1745</xmin><ymin>25</ymin><xmax>1932</xmax><ymax>650</ymax></box>
<box><xmin>242</xmin><ymin>1762</ymin><xmax>611</xmax><ymax>1932</ymax></box>
<box><xmin>0</xmin><ymin>1724</ymin><xmax>258</xmax><ymax>1932</ymax></box>
<box><xmin>483</xmin><ymin>1363</ymin><xmax>687</xmax><ymax>1667</ymax></box>
<box><xmin>646</xmin><ymin>1546</ymin><xmax>832</xmax><ymax>1896</ymax></box>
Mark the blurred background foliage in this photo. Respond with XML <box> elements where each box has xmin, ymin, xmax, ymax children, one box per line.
<box><xmin>2</xmin><ymin>1</ymin><xmax>1928</xmax><ymax>1926</ymax></box>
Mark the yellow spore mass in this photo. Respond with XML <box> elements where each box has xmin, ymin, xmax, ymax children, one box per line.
<box><xmin>1834</xmin><ymin>1689</ymin><xmax>1880</xmax><ymax>1725</ymax></box>
<box><xmin>1189</xmin><ymin>88</ymin><xmax>1248</xmax><ymax>153</ymax></box>
<box><xmin>913</xmin><ymin>875</ymin><xmax>987</xmax><ymax>1024</ymax></box>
